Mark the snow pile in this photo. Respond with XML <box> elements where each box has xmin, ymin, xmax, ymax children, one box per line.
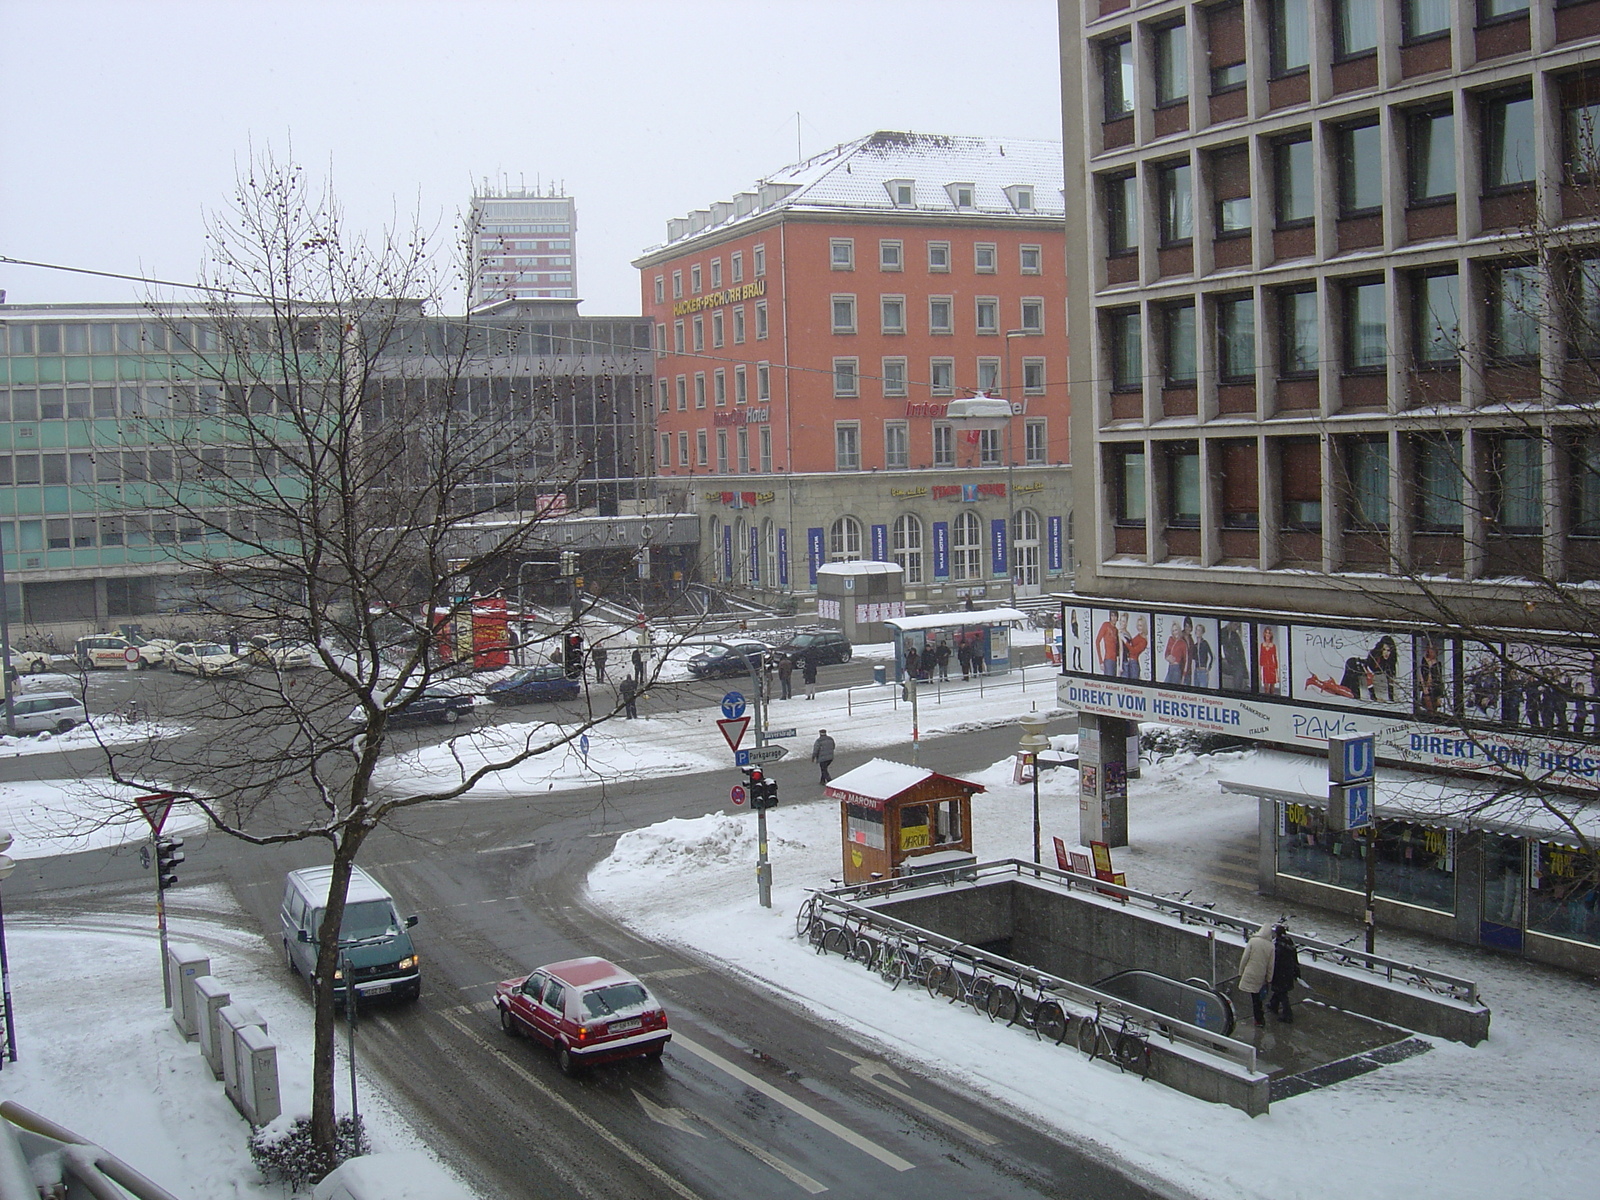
<box><xmin>0</xmin><ymin>777</ymin><xmax>209</xmax><ymax>859</ymax></box>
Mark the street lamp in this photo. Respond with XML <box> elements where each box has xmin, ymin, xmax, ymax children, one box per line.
<box><xmin>1018</xmin><ymin>717</ymin><xmax>1050</xmax><ymax>865</ymax></box>
<box><xmin>943</xmin><ymin>393</ymin><xmax>1013</xmax><ymax>606</ymax></box>
<box><xmin>0</xmin><ymin>830</ymin><xmax>16</xmax><ymax>1063</ymax></box>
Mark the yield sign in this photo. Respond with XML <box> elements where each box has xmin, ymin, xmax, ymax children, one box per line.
<box><xmin>134</xmin><ymin>791</ymin><xmax>180</xmax><ymax>835</ymax></box>
<box><xmin>717</xmin><ymin>717</ymin><xmax>750</xmax><ymax>753</ymax></box>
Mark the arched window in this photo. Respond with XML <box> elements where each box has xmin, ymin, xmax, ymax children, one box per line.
<box><xmin>892</xmin><ymin>514</ymin><xmax>924</xmax><ymax>584</ymax></box>
<box><xmin>829</xmin><ymin>516</ymin><xmax>864</xmax><ymax>561</ymax></box>
<box><xmin>1012</xmin><ymin>508</ymin><xmax>1041</xmax><ymax>592</ymax></box>
<box><xmin>951</xmin><ymin>511</ymin><xmax>983</xmax><ymax>581</ymax></box>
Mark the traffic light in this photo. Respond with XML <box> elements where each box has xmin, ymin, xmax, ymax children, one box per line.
<box><xmin>560</xmin><ymin>550</ymin><xmax>578</xmax><ymax>575</ymax></box>
<box><xmin>743</xmin><ymin>768</ymin><xmax>780</xmax><ymax>810</ymax></box>
<box><xmin>564</xmin><ymin>633</ymin><xmax>584</xmax><ymax>680</ymax></box>
<box><xmin>155</xmin><ymin>836</ymin><xmax>185</xmax><ymax>890</ymax></box>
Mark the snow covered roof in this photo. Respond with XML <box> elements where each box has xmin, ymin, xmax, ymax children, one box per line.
<box><xmin>817</xmin><ymin>560</ymin><xmax>903</xmax><ymax>577</ymax></box>
<box><xmin>288</xmin><ymin>864</ymin><xmax>391</xmax><ymax>906</ymax></box>
<box><xmin>885</xmin><ymin>607</ymin><xmax>1029</xmax><ymax>632</ymax></box>
<box><xmin>640</xmin><ymin>130</ymin><xmax>1064</xmax><ymax>257</ymax></box>
<box><xmin>826</xmin><ymin>757</ymin><xmax>984</xmax><ymax>804</ymax></box>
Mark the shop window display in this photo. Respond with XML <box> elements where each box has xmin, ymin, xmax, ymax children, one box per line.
<box><xmin>1529</xmin><ymin>842</ymin><xmax>1600</xmax><ymax>947</ymax></box>
<box><xmin>1278</xmin><ymin>804</ymin><xmax>1456</xmax><ymax>913</ymax></box>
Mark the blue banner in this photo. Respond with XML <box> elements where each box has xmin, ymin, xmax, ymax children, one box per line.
<box><xmin>932</xmin><ymin>521</ymin><xmax>949</xmax><ymax>579</ymax></box>
<box><xmin>1048</xmin><ymin>515</ymin><xmax>1064</xmax><ymax>573</ymax></box>
<box><xmin>778</xmin><ymin>527</ymin><xmax>789</xmax><ymax>586</ymax></box>
<box><xmin>722</xmin><ymin>525</ymin><xmax>734</xmax><ymax>581</ymax></box>
<box><xmin>870</xmin><ymin>523</ymin><xmax>889</xmax><ymax>561</ymax></box>
<box><xmin>807</xmin><ymin>527</ymin><xmax>824</xmax><ymax>586</ymax></box>
<box><xmin>991</xmin><ymin>518</ymin><xmax>1007</xmax><ymax>578</ymax></box>
<box><xmin>750</xmin><ymin>527</ymin><xmax>761</xmax><ymax>583</ymax></box>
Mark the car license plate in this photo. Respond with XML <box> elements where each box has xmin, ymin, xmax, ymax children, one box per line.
<box><xmin>610</xmin><ymin>1018</ymin><xmax>641</xmax><ymax>1033</ymax></box>
<box><xmin>362</xmin><ymin>982</ymin><xmax>391</xmax><ymax>996</ymax></box>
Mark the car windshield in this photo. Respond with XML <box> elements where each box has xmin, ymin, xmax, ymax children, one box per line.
<box><xmin>581</xmin><ymin>982</ymin><xmax>650</xmax><ymax>1018</ymax></box>
<box><xmin>340</xmin><ymin>900</ymin><xmax>399</xmax><ymax>939</ymax></box>
<box><xmin>194</xmin><ymin>644</ymin><xmax>228</xmax><ymax>656</ymax></box>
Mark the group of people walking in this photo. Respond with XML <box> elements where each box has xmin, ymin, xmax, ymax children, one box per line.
<box><xmin>1237</xmin><ymin>922</ymin><xmax>1301</xmax><ymax>1027</ymax></box>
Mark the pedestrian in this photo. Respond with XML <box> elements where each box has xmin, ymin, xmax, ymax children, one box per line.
<box><xmin>935</xmin><ymin>639</ymin><xmax>951</xmax><ymax>681</ymax></box>
<box><xmin>957</xmin><ymin>641</ymin><xmax>972</xmax><ymax>680</ymax></box>
<box><xmin>632</xmin><ymin>646</ymin><xmax>646</xmax><ymax>686</ymax></box>
<box><xmin>801</xmin><ymin>653</ymin><xmax>818</xmax><ymax>700</ymax></box>
<box><xmin>969</xmin><ymin>633</ymin><xmax>985</xmax><ymax>675</ymax></box>
<box><xmin>1268</xmin><ymin>925</ymin><xmax>1300</xmax><ymax>1023</ymax></box>
<box><xmin>591</xmin><ymin>644</ymin><xmax>608</xmax><ymax>682</ymax></box>
<box><xmin>1237</xmin><ymin>924</ymin><xmax>1277</xmax><ymax>1028</ymax></box>
<box><xmin>904</xmin><ymin>643</ymin><xmax>920</xmax><ymax>682</ymax></box>
<box><xmin>812</xmin><ymin>729</ymin><xmax>835</xmax><ymax>785</ymax></box>
<box><xmin>619</xmin><ymin>674</ymin><xmax>638</xmax><ymax>719</ymax></box>
<box><xmin>777</xmin><ymin>653</ymin><xmax>794</xmax><ymax>700</ymax></box>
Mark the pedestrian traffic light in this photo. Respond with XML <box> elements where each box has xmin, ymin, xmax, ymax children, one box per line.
<box><xmin>155</xmin><ymin>836</ymin><xmax>185</xmax><ymax>890</ymax></box>
<box><xmin>743</xmin><ymin>768</ymin><xmax>779</xmax><ymax>810</ymax></box>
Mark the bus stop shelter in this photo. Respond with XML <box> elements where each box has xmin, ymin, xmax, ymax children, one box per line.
<box><xmin>827</xmin><ymin>758</ymin><xmax>986</xmax><ymax>884</ymax></box>
<box><xmin>884</xmin><ymin>608</ymin><xmax>1027</xmax><ymax>681</ymax></box>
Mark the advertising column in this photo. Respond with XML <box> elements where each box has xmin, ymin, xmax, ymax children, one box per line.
<box><xmin>1077</xmin><ymin>713</ymin><xmax>1131</xmax><ymax>847</ymax></box>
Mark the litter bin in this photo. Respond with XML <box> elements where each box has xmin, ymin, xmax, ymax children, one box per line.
<box><xmin>872</xmin><ymin>664</ymin><xmax>886</xmax><ymax>685</ymax></box>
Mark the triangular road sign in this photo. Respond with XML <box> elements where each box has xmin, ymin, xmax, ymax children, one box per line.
<box><xmin>717</xmin><ymin>717</ymin><xmax>750</xmax><ymax>753</ymax></box>
<box><xmin>135</xmin><ymin>791</ymin><xmax>179</xmax><ymax>835</ymax></box>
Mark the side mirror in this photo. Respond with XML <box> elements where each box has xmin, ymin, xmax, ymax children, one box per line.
<box><xmin>406</xmin><ymin>914</ymin><xmax>418</xmax><ymax>928</ymax></box>
<box><xmin>297</xmin><ymin>929</ymin><xmax>312</xmax><ymax>943</ymax></box>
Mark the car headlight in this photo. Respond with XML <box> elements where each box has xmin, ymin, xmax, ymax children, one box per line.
<box><xmin>397</xmin><ymin>955</ymin><xmax>418</xmax><ymax>971</ymax></box>
<box><xmin>332</xmin><ymin>968</ymin><xmax>343</xmax><ymax>981</ymax></box>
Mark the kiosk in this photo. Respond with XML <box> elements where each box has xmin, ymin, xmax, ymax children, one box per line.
<box><xmin>827</xmin><ymin>758</ymin><xmax>986</xmax><ymax>885</ymax></box>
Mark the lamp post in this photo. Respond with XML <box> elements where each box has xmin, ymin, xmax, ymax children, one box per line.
<box><xmin>0</xmin><ymin>545</ymin><xmax>15</xmax><ymax>735</ymax></box>
<box><xmin>1003</xmin><ymin>330</ymin><xmax>1030</xmax><ymax>606</ymax></box>
<box><xmin>1018</xmin><ymin>717</ymin><xmax>1050</xmax><ymax>865</ymax></box>
<box><xmin>0</xmin><ymin>831</ymin><xmax>16</xmax><ymax>1063</ymax></box>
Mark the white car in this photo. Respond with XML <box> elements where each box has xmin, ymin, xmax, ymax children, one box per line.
<box><xmin>4</xmin><ymin>692</ymin><xmax>87</xmax><ymax>735</ymax></box>
<box><xmin>166</xmin><ymin>642</ymin><xmax>249</xmax><ymax>677</ymax></box>
<box><xmin>75</xmin><ymin>634</ymin><xmax>168</xmax><ymax>670</ymax></box>
<box><xmin>6</xmin><ymin>650</ymin><xmax>54</xmax><ymax>675</ymax></box>
<box><xmin>247</xmin><ymin>636</ymin><xmax>317</xmax><ymax>671</ymax></box>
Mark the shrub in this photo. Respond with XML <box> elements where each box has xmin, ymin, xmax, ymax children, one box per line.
<box><xmin>249</xmin><ymin>1114</ymin><xmax>368</xmax><ymax>1190</ymax></box>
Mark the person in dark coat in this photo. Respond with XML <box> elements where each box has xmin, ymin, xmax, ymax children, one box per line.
<box><xmin>957</xmin><ymin>641</ymin><xmax>973</xmax><ymax>680</ymax></box>
<box><xmin>777</xmin><ymin>653</ymin><xmax>794</xmax><ymax>700</ymax></box>
<box><xmin>619</xmin><ymin>674</ymin><xmax>638</xmax><ymax>719</ymax></box>
<box><xmin>591</xmin><ymin>644</ymin><xmax>608</xmax><ymax>682</ymax></box>
<box><xmin>904</xmin><ymin>642</ymin><xmax>920</xmax><ymax>682</ymax></box>
<box><xmin>812</xmin><ymin>729</ymin><xmax>835</xmax><ymax>784</ymax></box>
<box><xmin>934</xmin><ymin>639</ymin><xmax>951</xmax><ymax>681</ymax></box>
<box><xmin>801</xmin><ymin>654</ymin><xmax>818</xmax><ymax>700</ymax></box>
<box><xmin>632</xmin><ymin>646</ymin><xmax>646</xmax><ymax>686</ymax></box>
<box><xmin>1268</xmin><ymin>925</ymin><xmax>1300</xmax><ymax>1023</ymax></box>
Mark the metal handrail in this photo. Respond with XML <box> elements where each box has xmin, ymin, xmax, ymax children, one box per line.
<box><xmin>844</xmin><ymin>660</ymin><xmax>1046</xmax><ymax>715</ymax></box>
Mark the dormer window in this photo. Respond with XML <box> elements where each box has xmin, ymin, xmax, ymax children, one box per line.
<box><xmin>886</xmin><ymin>179</ymin><xmax>916</xmax><ymax>207</ymax></box>
<box><xmin>1007</xmin><ymin>185</ymin><xmax>1035</xmax><ymax>212</ymax></box>
<box><xmin>947</xmin><ymin>183</ymin><xmax>976</xmax><ymax>209</ymax></box>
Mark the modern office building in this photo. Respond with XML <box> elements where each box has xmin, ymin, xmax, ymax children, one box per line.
<box><xmin>467</xmin><ymin>191</ymin><xmax>579</xmax><ymax>309</ymax></box>
<box><xmin>1057</xmin><ymin>0</ymin><xmax>1600</xmax><ymax>971</ymax></box>
<box><xmin>635</xmin><ymin>131</ymin><xmax>1072</xmax><ymax>605</ymax></box>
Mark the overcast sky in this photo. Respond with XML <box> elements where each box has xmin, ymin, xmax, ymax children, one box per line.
<box><xmin>0</xmin><ymin>0</ymin><xmax>1062</xmax><ymax>317</ymax></box>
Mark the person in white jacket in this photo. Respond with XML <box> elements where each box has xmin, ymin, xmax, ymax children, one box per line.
<box><xmin>1237</xmin><ymin>924</ymin><xmax>1277</xmax><ymax>1028</ymax></box>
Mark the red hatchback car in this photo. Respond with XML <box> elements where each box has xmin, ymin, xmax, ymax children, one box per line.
<box><xmin>494</xmin><ymin>956</ymin><xmax>670</xmax><ymax>1074</ymax></box>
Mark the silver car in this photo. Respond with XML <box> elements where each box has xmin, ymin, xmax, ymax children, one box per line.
<box><xmin>5</xmin><ymin>692</ymin><xmax>87</xmax><ymax>735</ymax></box>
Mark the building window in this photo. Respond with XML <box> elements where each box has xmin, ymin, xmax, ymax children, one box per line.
<box><xmin>717</xmin><ymin>429</ymin><xmax>729</xmax><ymax>473</ymax></box>
<box><xmin>885</xmin><ymin>422</ymin><xmax>910</xmax><ymax>470</ymax></box>
<box><xmin>1025</xmin><ymin>419</ymin><xmax>1047</xmax><ymax>464</ymax></box>
<box><xmin>929</xmin><ymin>296</ymin><xmax>953</xmax><ymax>334</ymax></box>
<box><xmin>760</xmin><ymin>426</ymin><xmax>773</xmax><ymax>473</ymax></box>
<box><xmin>928</xmin><ymin>241</ymin><xmax>951</xmax><ymax>272</ymax></box>
<box><xmin>833</xmin><ymin>358</ymin><xmax>859</xmax><ymax>397</ymax></box>
<box><xmin>733</xmin><ymin>305</ymin><xmax>746</xmax><ymax>344</ymax></box>
<box><xmin>1415</xmin><ymin>435</ymin><xmax>1464</xmax><ymax>530</ymax></box>
<box><xmin>830</xmin><ymin>517</ymin><xmax>864</xmax><ymax>563</ymax></box>
<box><xmin>1106</xmin><ymin>172</ymin><xmax>1140</xmax><ymax>254</ymax></box>
<box><xmin>673</xmin><ymin>321</ymin><xmax>685</xmax><ymax>354</ymax></box>
<box><xmin>1274</xmin><ymin>135</ymin><xmax>1315</xmax><ymax>226</ymax></box>
<box><xmin>883</xmin><ymin>357</ymin><xmax>908</xmax><ymax>397</ymax></box>
<box><xmin>1414</xmin><ymin>272</ymin><xmax>1461</xmax><ymax>366</ymax></box>
<box><xmin>755</xmin><ymin>301</ymin><xmax>769</xmax><ymax>339</ymax></box>
<box><xmin>888</xmin><ymin>179</ymin><xmax>916</xmax><ymax>207</ymax></box>
<box><xmin>1337</xmin><ymin>119</ymin><xmax>1383</xmax><ymax>216</ymax></box>
<box><xmin>1483</xmin><ymin>90</ymin><xmax>1536</xmax><ymax>191</ymax></box>
<box><xmin>1108</xmin><ymin>307</ymin><xmax>1143</xmax><ymax>390</ymax></box>
<box><xmin>1344</xmin><ymin>279</ymin><xmax>1387</xmax><ymax>372</ymax></box>
<box><xmin>654</xmin><ymin>276</ymin><xmax>665</xmax><ymax>303</ymax></box>
<box><xmin>678</xmin><ymin>431</ymin><xmax>690</xmax><ymax>467</ymax></box>
<box><xmin>1335</xmin><ymin>0</ymin><xmax>1377</xmax><ymax>59</ymax></box>
<box><xmin>1154</xmin><ymin>22</ymin><xmax>1189</xmax><ymax>106</ymax></box>
<box><xmin>1164</xmin><ymin>301</ymin><xmax>1198</xmax><ymax>386</ymax></box>
<box><xmin>659</xmin><ymin>432</ymin><xmax>671</xmax><ymax>466</ymax></box>
<box><xmin>714</xmin><ymin>368</ymin><xmax>727</xmax><ymax>406</ymax></box>
<box><xmin>1020</xmin><ymin>299</ymin><xmax>1044</xmax><ymax>334</ymax></box>
<box><xmin>754</xmin><ymin>244</ymin><xmax>766</xmax><ymax>276</ymax></box>
<box><xmin>975</xmin><ymin>298</ymin><xmax>999</xmax><ymax>334</ymax></box>
<box><xmin>880</xmin><ymin>240</ymin><xmax>903</xmax><ymax>271</ymax></box>
<box><xmin>1345</xmin><ymin>437</ymin><xmax>1390</xmax><ymax>529</ymax></box>
<box><xmin>974</xmin><ymin>243</ymin><xmax>997</xmax><ymax>273</ymax></box>
<box><xmin>1022</xmin><ymin>357</ymin><xmax>1045</xmax><ymax>394</ymax></box>
<box><xmin>1270</xmin><ymin>0</ymin><xmax>1310</xmax><ymax>76</ymax></box>
<box><xmin>1573</xmin><ymin>257</ymin><xmax>1600</xmax><ymax>357</ymax></box>
<box><xmin>1491</xmin><ymin>436</ymin><xmax>1543</xmax><ymax>533</ymax></box>
<box><xmin>655</xmin><ymin>322</ymin><xmax>667</xmax><ymax>357</ymax></box>
<box><xmin>658</xmin><ymin>379</ymin><xmax>669</xmax><ymax>412</ymax></box>
<box><xmin>737</xmin><ymin>426</ymin><xmax>750</xmax><ymax>474</ymax></box>
<box><xmin>1409</xmin><ymin>107</ymin><xmax>1456</xmax><ymax>203</ymax></box>
<box><xmin>1208</xmin><ymin>3</ymin><xmax>1247</xmax><ymax>92</ymax></box>
<box><xmin>757</xmin><ymin>362</ymin><xmax>771</xmax><ymax>401</ymax></box>
<box><xmin>1570</xmin><ymin>433</ymin><xmax>1600</xmax><ymax>535</ymax></box>
<box><xmin>831</xmin><ymin>238</ymin><xmax>855</xmax><ymax>270</ymax></box>
<box><xmin>736</xmin><ymin>365</ymin><xmax>748</xmax><ymax>404</ymax></box>
<box><xmin>693</xmin><ymin>315</ymin><xmax>704</xmax><ymax>351</ymax></box>
<box><xmin>1280</xmin><ymin>439</ymin><xmax>1323</xmax><ymax>531</ymax></box>
<box><xmin>1279</xmin><ymin>288</ymin><xmax>1319</xmax><ymax>375</ymax></box>
<box><xmin>1158</xmin><ymin>160</ymin><xmax>1193</xmax><ymax>245</ymax></box>
<box><xmin>1404</xmin><ymin>0</ymin><xmax>1451</xmax><ymax>41</ymax></box>
<box><xmin>893</xmin><ymin>514</ymin><xmax>924</xmax><ymax>584</ymax></box>
<box><xmin>834</xmin><ymin>426</ymin><xmax>861</xmax><ymax>472</ymax></box>
<box><xmin>950</xmin><ymin>183</ymin><xmax>976</xmax><ymax>209</ymax></box>
<box><xmin>1211</xmin><ymin>145</ymin><xmax>1252</xmax><ymax>236</ymax></box>
<box><xmin>1481</xmin><ymin>0</ymin><xmax>1530</xmax><ymax>19</ymax></box>
<box><xmin>1489</xmin><ymin>263</ymin><xmax>1541</xmax><ymax>362</ymax></box>
<box><xmin>697</xmin><ymin>429</ymin><xmax>709</xmax><ymax>467</ymax></box>
<box><xmin>1020</xmin><ymin>245</ymin><xmax>1042</xmax><ymax>274</ymax></box>
<box><xmin>934</xmin><ymin>423</ymin><xmax>955</xmax><ymax>468</ymax></box>
<box><xmin>1168</xmin><ymin>443</ymin><xmax>1201</xmax><ymax>527</ymax></box>
<box><xmin>881</xmin><ymin>295</ymin><xmax>906</xmax><ymax>334</ymax></box>
<box><xmin>676</xmin><ymin>376</ymin><xmax>689</xmax><ymax>411</ymax></box>
<box><xmin>832</xmin><ymin>295</ymin><xmax>857</xmax><ymax>334</ymax></box>
<box><xmin>951</xmin><ymin>511</ymin><xmax>983</xmax><ymax>580</ymax></box>
<box><xmin>930</xmin><ymin>358</ymin><xmax>954</xmax><ymax>395</ymax></box>
<box><xmin>1103</xmin><ymin>37</ymin><xmax>1135</xmax><ymax>118</ymax></box>
<box><xmin>695</xmin><ymin>373</ymin><xmax>708</xmax><ymax>408</ymax></box>
<box><xmin>672</xmin><ymin>270</ymin><xmax>683</xmax><ymax>299</ymax></box>
<box><xmin>977</xmin><ymin>358</ymin><xmax>1001</xmax><ymax>392</ymax></box>
<box><xmin>1217</xmin><ymin>293</ymin><xmax>1256</xmax><ymax>382</ymax></box>
<box><xmin>731</xmin><ymin>251</ymin><xmax>744</xmax><ymax>283</ymax></box>
<box><xmin>1115</xmin><ymin>447</ymin><xmax>1147</xmax><ymax>524</ymax></box>
<box><xmin>1563</xmin><ymin>75</ymin><xmax>1600</xmax><ymax>182</ymax></box>
<box><xmin>710</xmin><ymin>258</ymin><xmax>722</xmax><ymax>289</ymax></box>
<box><xmin>691</xmin><ymin>264</ymin><xmax>702</xmax><ymax>294</ymax></box>
<box><xmin>711</xmin><ymin>310</ymin><xmax>724</xmax><ymax>348</ymax></box>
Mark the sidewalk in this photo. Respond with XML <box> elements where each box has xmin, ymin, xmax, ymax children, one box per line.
<box><xmin>587</xmin><ymin>741</ymin><xmax>1600</xmax><ymax>1200</ymax></box>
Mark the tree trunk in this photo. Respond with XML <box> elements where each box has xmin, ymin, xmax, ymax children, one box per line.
<box><xmin>309</xmin><ymin>824</ymin><xmax>370</xmax><ymax>1158</ymax></box>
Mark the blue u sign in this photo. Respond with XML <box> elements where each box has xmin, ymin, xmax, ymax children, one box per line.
<box><xmin>1329</xmin><ymin>733</ymin><xmax>1376</xmax><ymax>783</ymax></box>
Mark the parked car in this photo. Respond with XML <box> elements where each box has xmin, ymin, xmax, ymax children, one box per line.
<box><xmin>393</xmin><ymin>687</ymin><xmax>476</xmax><ymax>725</ymax></box>
<box><xmin>167</xmin><ymin>642</ymin><xmax>250</xmax><ymax>677</ymax></box>
<box><xmin>74</xmin><ymin>633</ymin><xmax>168</xmax><ymax>670</ymax></box>
<box><xmin>494</xmin><ymin>956</ymin><xmax>669</xmax><ymax>1075</ymax></box>
<box><xmin>686</xmin><ymin>640</ymin><xmax>770</xmax><ymax>680</ymax></box>
<box><xmin>281</xmin><ymin>865</ymin><xmax>420</xmax><ymax>1004</ymax></box>
<box><xmin>247</xmin><ymin>635</ymin><xmax>317</xmax><ymax>671</ymax></box>
<box><xmin>6</xmin><ymin>650</ymin><xmax>53</xmax><ymax>675</ymax></box>
<box><xmin>3</xmin><ymin>692</ymin><xmax>87</xmax><ymax>735</ymax></box>
<box><xmin>771</xmin><ymin>627</ymin><xmax>853</xmax><ymax>666</ymax></box>
<box><xmin>485</xmin><ymin>665</ymin><xmax>581</xmax><ymax>706</ymax></box>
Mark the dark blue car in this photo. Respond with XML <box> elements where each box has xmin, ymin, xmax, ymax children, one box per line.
<box><xmin>486</xmin><ymin>665</ymin><xmax>582</xmax><ymax>706</ymax></box>
<box><xmin>393</xmin><ymin>687</ymin><xmax>477</xmax><ymax>725</ymax></box>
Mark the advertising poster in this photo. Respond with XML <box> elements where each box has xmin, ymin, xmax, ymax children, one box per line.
<box><xmin>722</xmin><ymin>525</ymin><xmax>734</xmax><ymax>582</ymax></box>
<box><xmin>1290</xmin><ymin>624</ymin><xmax>1411</xmax><ymax>712</ymax></box>
<box><xmin>990</xmin><ymin>518</ymin><xmax>1008</xmax><ymax>578</ymax></box>
<box><xmin>1413</xmin><ymin>632</ymin><xmax>1452</xmax><ymax>717</ymax></box>
<box><xmin>1495</xmin><ymin>641</ymin><xmax>1598</xmax><ymax>733</ymax></box>
<box><xmin>1048</xmin><ymin>515</ymin><xmax>1064</xmax><ymax>573</ymax></box>
<box><xmin>1255</xmin><ymin>623</ymin><xmax>1292</xmax><ymax>697</ymax></box>
<box><xmin>806</xmin><ymin>527</ymin><xmax>824</xmax><ymax>586</ymax></box>
<box><xmin>1217</xmin><ymin>620</ymin><xmax>1251</xmax><ymax>692</ymax></box>
<box><xmin>1090</xmin><ymin>608</ymin><xmax>1153</xmax><ymax>681</ymax></box>
<box><xmin>932</xmin><ymin>521</ymin><xmax>950</xmax><ymax>579</ymax></box>
<box><xmin>777</xmin><ymin>527</ymin><xmax>789</xmax><ymax>587</ymax></box>
<box><xmin>749</xmin><ymin>527</ymin><xmax>761</xmax><ymax>583</ymax></box>
<box><xmin>1154</xmin><ymin>612</ymin><xmax>1220</xmax><ymax>690</ymax></box>
<box><xmin>871</xmin><ymin>523</ymin><xmax>889</xmax><ymax>562</ymax></box>
<box><xmin>1063</xmin><ymin>606</ymin><xmax>1092</xmax><ymax>673</ymax></box>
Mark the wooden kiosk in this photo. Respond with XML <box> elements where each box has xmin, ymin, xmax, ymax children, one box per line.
<box><xmin>826</xmin><ymin>758</ymin><xmax>986</xmax><ymax>885</ymax></box>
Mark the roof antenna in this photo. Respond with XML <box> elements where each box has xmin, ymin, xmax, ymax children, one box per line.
<box><xmin>797</xmin><ymin>111</ymin><xmax>802</xmax><ymax>162</ymax></box>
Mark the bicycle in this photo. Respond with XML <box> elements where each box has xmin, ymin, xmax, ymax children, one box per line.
<box><xmin>1075</xmin><ymin>1004</ymin><xmax>1153</xmax><ymax>1078</ymax></box>
<box><xmin>989</xmin><ymin>979</ymin><xmax>1070</xmax><ymax>1043</ymax></box>
<box><xmin>795</xmin><ymin>894</ymin><xmax>821</xmax><ymax>941</ymax></box>
<box><xmin>877</xmin><ymin>936</ymin><xmax>933</xmax><ymax>990</ymax></box>
<box><xmin>923</xmin><ymin>955</ymin><xmax>996</xmax><ymax>1009</ymax></box>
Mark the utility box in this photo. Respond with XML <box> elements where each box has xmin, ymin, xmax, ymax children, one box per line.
<box><xmin>166</xmin><ymin>943</ymin><xmax>211</xmax><ymax>1040</ymax></box>
<box><xmin>193</xmin><ymin>975</ymin><xmax>232</xmax><ymax>1080</ymax></box>
<box><xmin>815</xmin><ymin>561</ymin><xmax>905</xmax><ymax>645</ymax></box>
<box><xmin>218</xmin><ymin>1002</ymin><xmax>266</xmax><ymax>1108</ymax></box>
<box><xmin>235</xmin><ymin>1024</ymin><xmax>282</xmax><ymax>1126</ymax></box>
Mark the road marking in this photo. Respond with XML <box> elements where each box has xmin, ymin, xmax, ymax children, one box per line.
<box><xmin>483</xmin><ymin>841</ymin><xmax>543</xmax><ymax>855</ymax></box>
<box><xmin>830</xmin><ymin>1049</ymin><xmax>1001</xmax><ymax>1146</ymax></box>
<box><xmin>633</xmin><ymin>1086</ymin><xmax>828</xmax><ymax>1194</ymax></box>
<box><xmin>440</xmin><ymin>1011</ymin><xmax>705</xmax><ymax>1200</ymax></box>
<box><xmin>672</xmin><ymin>1034</ymin><xmax>913</xmax><ymax>1173</ymax></box>
<box><xmin>645</xmin><ymin>967</ymin><xmax>705</xmax><ymax>980</ymax></box>
<box><xmin>633</xmin><ymin>1088</ymin><xmax>704</xmax><ymax>1137</ymax></box>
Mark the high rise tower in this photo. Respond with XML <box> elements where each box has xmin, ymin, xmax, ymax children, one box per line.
<box><xmin>467</xmin><ymin>190</ymin><xmax>577</xmax><ymax>310</ymax></box>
